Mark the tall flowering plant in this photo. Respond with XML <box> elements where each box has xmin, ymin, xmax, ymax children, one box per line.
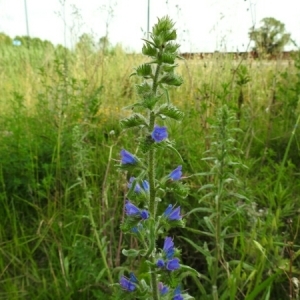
<box><xmin>116</xmin><ymin>17</ymin><xmax>196</xmax><ymax>300</ymax></box>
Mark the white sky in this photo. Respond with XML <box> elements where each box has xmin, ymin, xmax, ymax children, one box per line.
<box><xmin>0</xmin><ymin>0</ymin><xmax>299</xmax><ymax>52</ymax></box>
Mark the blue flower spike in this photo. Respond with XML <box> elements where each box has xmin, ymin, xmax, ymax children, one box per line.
<box><xmin>151</xmin><ymin>125</ymin><xmax>168</xmax><ymax>142</ymax></box>
<box><xmin>120</xmin><ymin>275</ymin><xmax>137</xmax><ymax>292</ymax></box>
<box><xmin>164</xmin><ymin>204</ymin><xmax>182</xmax><ymax>221</ymax></box>
<box><xmin>120</xmin><ymin>149</ymin><xmax>138</xmax><ymax>165</ymax></box>
<box><xmin>158</xmin><ymin>282</ymin><xmax>169</xmax><ymax>296</ymax></box>
<box><xmin>168</xmin><ymin>165</ymin><xmax>182</xmax><ymax>180</ymax></box>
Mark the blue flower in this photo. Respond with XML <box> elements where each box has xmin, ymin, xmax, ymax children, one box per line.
<box><xmin>163</xmin><ymin>204</ymin><xmax>182</xmax><ymax>221</ymax></box>
<box><xmin>125</xmin><ymin>200</ymin><xmax>141</xmax><ymax>215</ymax></box>
<box><xmin>120</xmin><ymin>275</ymin><xmax>137</xmax><ymax>292</ymax></box>
<box><xmin>168</xmin><ymin>165</ymin><xmax>182</xmax><ymax>180</ymax></box>
<box><xmin>158</xmin><ymin>282</ymin><xmax>169</xmax><ymax>295</ymax></box>
<box><xmin>125</xmin><ymin>200</ymin><xmax>149</xmax><ymax>220</ymax></box>
<box><xmin>151</xmin><ymin>126</ymin><xmax>168</xmax><ymax>142</ymax></box>
<box><xmin>156</xmin><ymin>258</ymin><xmax>165</xmax><ymax>268</ymax></box>
<box><xmin>166</xmin><ymin>258</ymin><xmax>180</xmax><ymax>271</ymax></box>
<box><xmin>120</xmin><ymin>149</ymin><xmax>137</xmax><ymax>165</ymax></box>
<box><xmin>173</xmin><ymin>286</ymin><xmax>184</xmax><ymax>300</ymax></box>
<box><xmin>156</xmin><ymin>237</ymin><xmax>180</xmax><ymax>271</ymax></box>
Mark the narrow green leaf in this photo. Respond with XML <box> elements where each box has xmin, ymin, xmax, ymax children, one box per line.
<box><xmin>120</xmin><ymin>113</ymin><xmax>148</xmax><ymax>129</ymax></box>
<box><xmin>166</xmin><ymin>143</ymin><xmax>183</xmax><ymax>162</ymax></box>
<box><xmin>245</xmin><ymin>272</ymin><xmax>279</xmax><ymax>300</ymax></box>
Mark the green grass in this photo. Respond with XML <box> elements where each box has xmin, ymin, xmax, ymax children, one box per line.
<box><xmin>1</xmin><ymin>40</ymin><xmax>300</xmax><ymax>299</ymax></box>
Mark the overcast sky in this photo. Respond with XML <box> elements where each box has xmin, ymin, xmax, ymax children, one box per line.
<box><xmin>1</xmin><ymin>0</ymin><xmax>299</xmax><ymax>52</ymax></box>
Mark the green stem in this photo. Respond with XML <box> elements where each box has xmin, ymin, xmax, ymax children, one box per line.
<box><xmin>148</xmin><ymin>62</ymin><xmax>162</xmax><ymax>300</ymax></box>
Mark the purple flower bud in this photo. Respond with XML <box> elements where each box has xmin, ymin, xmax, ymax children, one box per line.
<box><xmin>158</xmin><ymin>282</ymin><xmax>169</xmax><ymax>295</ymax></box>
<box><xmin>156</xmin><ymin>259</ymin><xmax>165</xmax><ymax>268</ymax></box>
<box><xmin>120</xmin><ymin>275</ymin><xmax>137</xmax><ymax>292</ymax></box>
<box><xmin>125</xmin><ymin>200</ymin><xmax>141</xmax><ymax>216</ymax></box>
<box><xmin>166</xmin><ymin>258</ymin><xmax>180</xmax><ymax>271</ymax></box>
<box><xmin>142</xmin><ymin>180</ymin><xmax>149</xmax><ymax>191</ymax></box>
<box><xmin>151</xmin><ymin>125</ymin><xmax>168</xmax><ymax>142</ymax></box>
<box><xmin>120</xmin><ymin>149</ymin><xmax>137</xmax><ymax>165</ymax></box>
<box><xmin>168</xmin><ymin>165</ymin><xmax>182</xmax><ymax>180</ymax></box>
<box><xmin>140</xmin><ymin>209</ymin><xmax>150</xmax><ymax>220</ymax></box>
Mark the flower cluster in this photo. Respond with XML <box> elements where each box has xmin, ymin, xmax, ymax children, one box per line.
<box><xmin>156</xmin><ymin>237</ymin><xmax>180</xmax><ymax>271</ymax></box>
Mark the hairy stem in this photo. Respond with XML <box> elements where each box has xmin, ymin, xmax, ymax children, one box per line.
<box><xmin>148</xmin><ymin>61</ymin><xmax>162</xmax><ymax>300</ymax></box>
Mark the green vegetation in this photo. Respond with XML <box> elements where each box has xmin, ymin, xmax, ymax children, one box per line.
<box><xmin>0</xmin><ymin>31</ymin><xmax>300</xmax><ymax>299</ymax></box>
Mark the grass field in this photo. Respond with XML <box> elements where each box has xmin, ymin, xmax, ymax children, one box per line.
<box><xmin>1</xmin><ymin>38</ymin><xmax>300</xmax><ymax>299</ymax></box>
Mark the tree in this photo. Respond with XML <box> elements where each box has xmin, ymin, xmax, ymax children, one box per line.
<box><xmin>249</xmin><ymin>17</ymin><xmax>291</xmax><ymax>55</ymax></box>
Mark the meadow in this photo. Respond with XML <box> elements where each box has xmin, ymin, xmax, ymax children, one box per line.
<box><xmin>1</xmin><ymin>37</ymin><xmax>300</xmax><ymax>299</ymax></box>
